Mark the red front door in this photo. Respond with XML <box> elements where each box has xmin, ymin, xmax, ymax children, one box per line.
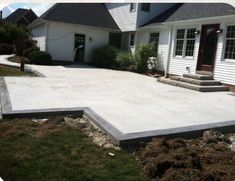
<box><xmin>197</xmin><ymin>24</ymin><xmax>220</xmax><ymax>72</ymax></box>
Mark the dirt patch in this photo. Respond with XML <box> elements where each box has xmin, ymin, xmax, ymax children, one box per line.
<box><xmin>137</xmin><ymin>130</ymin><xmax>235</xmax><ymax>181</ymax></box>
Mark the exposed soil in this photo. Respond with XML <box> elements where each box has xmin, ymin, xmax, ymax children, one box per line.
<box><xmin>137</xmin><ymin>130</ymin><xmax>235</xmax><ymax>181</ymax></box>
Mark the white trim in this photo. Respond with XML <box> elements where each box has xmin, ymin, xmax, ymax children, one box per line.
<box><xmin>222</xmin><ymin>24</ymin><xmax>235</xmax><ymax>61</ymax></box>
<box><xmin>165</xmin><ymin>25</ymin><xmax>173</xmax><ymax>77</ymax></box>
<box><xmin>173</xmin><ymin>26</ymin><xmax>197</xmax><ymax>59</ymax></box>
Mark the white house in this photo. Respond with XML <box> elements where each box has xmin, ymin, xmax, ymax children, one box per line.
<box><xmin>29</xmin><ymin>3</ymin><xmax>235</xmax><ymax>86</ymax></box>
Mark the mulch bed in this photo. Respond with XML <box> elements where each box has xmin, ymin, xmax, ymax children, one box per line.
<box><xmin>137</xmin><ymin>130</ymin><xmax>235</xmax><ymax>181</ymax></box>
<box><xmin>8</xmin><ymin>56</ymin><xmax>31</xmax><ymax>64</ymax></box>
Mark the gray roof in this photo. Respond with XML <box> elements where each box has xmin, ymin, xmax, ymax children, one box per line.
<box><xmin>143</xmin><ymin>3</ymin><xmax>235</xmax><ymax>27</ymax></box>
<box><xmin>5</xmin><ymin>8</ymin><xmax>29</xmax><ymax>22</ymax></box>
<box><xmin>40</xmin><ymin>3</ymin><xmax>119</xmax><ymax>30</ymax></box>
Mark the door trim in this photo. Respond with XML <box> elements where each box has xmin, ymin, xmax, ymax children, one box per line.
<box><xmin>196</xmin><ymin>24</ymin><xmax>220</xmax><ymax>72</ymax></box>
<box><xmin>74</xmin><ymin>33</ymin><xmax>86</xmax><ymax>63</ymax></box>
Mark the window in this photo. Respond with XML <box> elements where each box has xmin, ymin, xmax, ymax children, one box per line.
<box><xmin>141</xmin><ymin>3</ymin><xmax>150</xmax><ymax>12</ymax></box>
<box><xmin>130</xmin><ymin>33</ymin><xmax>135</xmax><ymax>46</ymax></box>
<box><xmin>224</xmin><ymin>25</ymin><xmax>235</xmax><ymax>59</ymax></box>
<box><xmin>149</xmin><ymin>33</ymin><xmax>160</xmax><ymax>56</ymax></box>
<box><xmin>130</xmin><ymin>3</ymin><xmax>136</xmax><ymax>12</ymax></box>
<box><xmin>174</xmin><ymin>28</ymin><xmax>196</xmax><ymax>57</ymax></box>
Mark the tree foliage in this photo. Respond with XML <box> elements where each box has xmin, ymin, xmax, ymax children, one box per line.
<box><xmin>0</xmin><ymin>22</ymin><xmax>30</xmax><ymax>44</ymax></box>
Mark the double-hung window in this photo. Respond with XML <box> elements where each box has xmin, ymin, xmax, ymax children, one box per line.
<box><xmin>130</xmin><ymin>33</ymin><xmax>135</xmax><ymax>46</ymax></box>
<box><xmin>174</xmin><ymin>28</ymin><xmax>196</xmax><ymax>57</ymax></box>
<box><xmin>224</xmin><ymin>25</ymin><xmax>235</xmax><ymax>60</ymax></box>
<box><xmin>149</xmin><ymin>32</ymin><xmax>160</xmax><ymax>57</ymax></box>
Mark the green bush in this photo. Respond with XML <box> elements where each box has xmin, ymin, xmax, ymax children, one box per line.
<box><xmin>115</xmin><ymin>52</ymin><xmax>136</xmax><ymax>71</ymax></box>
<box><xmin>23</xmin><ymin>46</ymin><xmax>40</xmax><ymax>57</ymax></box>
<box><xmin>28</xmin><ymin>51</ymin><xmax>52</xmax><ymax>65</ymax></box>
<box><xmin>135</xmin><ymin>44</ymin><xmax>155</xmax><ymax>73</ymax></box>
<box><xmin>0</xmin><ymin>43</ymin><xmax>14</xmax><ymax>55</ymax></box>
<box><xmin>92</xmin><ymin>45</ymin><xmax>119</xmax><ymax>68</ymax></box>
<box><xmin>15</xmin><ymin>39</ymin><xmax>36</xmax><ymax>56</ymax></box>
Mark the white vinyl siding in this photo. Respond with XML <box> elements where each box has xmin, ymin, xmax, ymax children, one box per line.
<box><xmin>46</xmin><ymin>21</ymin><xmax>110</xmax><ymax>62</ymax></box>
<box><xmin>31</xmin><ymin>24</ymin><xmax>46</xmax><ymax>51</ymax></box>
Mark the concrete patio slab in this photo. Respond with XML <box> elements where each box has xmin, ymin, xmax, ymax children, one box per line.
<box><xmin>1</xmin><ymin>55</ymin><xmax>235</xmax><ymax>145</ymax></box>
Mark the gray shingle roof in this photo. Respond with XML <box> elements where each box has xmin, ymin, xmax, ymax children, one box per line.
<box><xmin>40</xmin><ymin>3</ymin><xmax>119</xmax><ymax>30</ymax></box>
<box><xmin>5</xmin><ymin>8</ymin><xmax>29</xmax><ymax>22</ymax></box>
<box><xmin>143</xmin><ymin>3</ymin><xmax>235</xmax><ymax>27</ymax></box>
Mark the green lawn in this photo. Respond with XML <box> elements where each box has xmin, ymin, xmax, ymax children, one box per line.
<box><xmin>0</xmin><ymin>64</ymin><xmax>31</xmax><ymax>76</ymax></box>
<box><xmin>0</xmin><ymin>118</ymin><xmax>149</xmax><ymax>181</ymax></box>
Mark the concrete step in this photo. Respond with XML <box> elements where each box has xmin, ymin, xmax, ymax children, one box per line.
<box><xmin>158</xmin><ymin>77</ymin><xmax>229</xmax><ymax>92</ymax></box>
<box><xmin>170</xmin><ymin>76</ymin><xmax>222</xmax><ymax>86</ymax></box>
<box><xmin>183</xmin><ymin>73</ymin><xmax>213</xmax><ymax>80</ymax></box>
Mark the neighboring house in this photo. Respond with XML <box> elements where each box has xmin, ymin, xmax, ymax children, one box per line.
<box><xmin>29</xmin><ymin>3</ymin><xmax>175</xmax><ymax>62</ymax></box>
<box><xmin>29</xmin><ymin>3</ymin><xmax>235</xmax><ymax>86</ymax></box>
<box><xmin>4</xmin><ymin>8</ymin><xmax>38</xmax><ymax>26</ymax></box>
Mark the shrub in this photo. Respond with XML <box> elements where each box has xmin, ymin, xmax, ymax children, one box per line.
<box><xmin>23</xmin><ymin>46</ymin><xmax>40</xmax><ymax>57</ymax></box>
<box><xmin>0</xmin><ymin>43</ymin><xmax>14</xmax><ymax>55</ymax></box>
<box><xmin>15</xmin><ymin>39</ymin><xmax>36</xmax><ymax>56</ymax></box>
<box><xmin>135</xmin><ymin>44</ymin><xmax>155</xmax><ymax>73</ymax></box>
<box><xmin>115</xmin><ymin>52</ymin><xmax>136</xmax><ymax>71</ymax></box>
<box><xmin>28</xmin><ymin>51</ymin><xmax>52</xmax><ymax>65</ymax></box>
<box><xmin>92</xmin><ymin>45</ymin><xmax>119</xmax><ymax>68</ymax></box>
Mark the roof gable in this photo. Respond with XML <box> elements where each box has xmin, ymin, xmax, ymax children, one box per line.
<box><xmin>40</xmin><ymin>3</ymin><xmax>119</xmax><ymax>30</ymax></box>
<box><xmin>5</xmin><ymin>8</ymin><xmax>29</xmax><ymax>22</ymax></box>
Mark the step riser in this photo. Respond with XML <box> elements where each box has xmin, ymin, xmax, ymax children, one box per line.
<box><xmin>183</xmin><ymin>74</ymin><xmax>213</xmax><ymax>80</ymax></box>
<box><xmin>170</xmin><ymin>76</ymin><xmax>222</xmax><ymax>86</ymax></box>
<box><xmin>158</xmin><ymin>78</ymin><xmax>229</xmax><ymax>92</ymax></box>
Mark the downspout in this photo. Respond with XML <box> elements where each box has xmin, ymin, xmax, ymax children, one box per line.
<box><xmin>45</xmin><ymin>21</ymin><xmax>48</xmax><ymax>52</ymax></box>
<box><xmin>165</xmin><ymin>24</ymin><xmax>173</xmax><ymax>78</ymax></box>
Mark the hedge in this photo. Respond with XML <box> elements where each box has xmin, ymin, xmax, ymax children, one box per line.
<box><xmin>28</xmin><ymin>51</ymin><xmax>52</xmax><ymax>65</ymax></box>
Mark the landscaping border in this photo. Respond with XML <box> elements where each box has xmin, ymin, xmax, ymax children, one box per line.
<box><xmin>1</xmin><ymin>77</ymin><xmax>235</xmax><ymax>146</ymax></box>
<box><xmin>1</xmin><ymin>56</ymin><xmax>45</xmax><ymax>77</ymax></box>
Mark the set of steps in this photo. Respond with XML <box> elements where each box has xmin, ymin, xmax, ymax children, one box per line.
<box><xmin>158</xmin><ymin>74</ymin><xmax>229</xmax><ymax>92</ymax></box>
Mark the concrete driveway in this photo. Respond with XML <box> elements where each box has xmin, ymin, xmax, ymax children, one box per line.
<box><xmin>1</xmin><ymin>55</ymin><xmax>235</xmax><ymax>135</ymax></box>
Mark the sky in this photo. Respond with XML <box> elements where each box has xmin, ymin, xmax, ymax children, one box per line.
<box><xmin>1</xmin><ymin>3</ymin><xmax>54</xmax><ymax>18</ymax></box>
<box><xmin>1</xmin><ymin>2</ymin><xmax>235</xmax><ymax>19</ymax></box>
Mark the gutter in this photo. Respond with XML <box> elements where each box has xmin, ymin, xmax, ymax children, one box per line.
<box><xmin>165</xmin><ymin>24</ymin><xmax>173</xmax><ymax>78</ymax></box>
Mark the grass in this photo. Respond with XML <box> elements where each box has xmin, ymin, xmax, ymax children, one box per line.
<box><xmin>0</xmin><ymin>118</ymin><xmax>149</xmax><ymax>181</ymax></box>
<box><xmin>0</xmin><ymin>64</ymin><xmax>31</xmax><ymax>76</ymax></box>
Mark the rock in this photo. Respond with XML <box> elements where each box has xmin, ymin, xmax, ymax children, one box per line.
<box><xmin>103</xmin><ymin>143</ymin><xmax>114</xmax><ymax>149</ymax></box>
<box><xmin>108</xmin><ymin>152</ymin><xmax>115</xmax><ymax>157</ymax></box>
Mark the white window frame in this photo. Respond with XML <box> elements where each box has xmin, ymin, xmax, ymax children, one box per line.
<box><xmin>149</xmin><ymin>32</ymin><xmax>160</xmax><ymax>56</ymax></box>
<box><xmin>173</xmin><ymin>27</ymin><xmax>196</xmax><ymax>59</ymax></box>
<box><xmin>223</xmin><ymin>24</ymin><xmax>235</xmax><ymax>62</ymax></box>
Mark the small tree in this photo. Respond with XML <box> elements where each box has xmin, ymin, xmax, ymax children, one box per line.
<box><xmin>0</xmin><ymin>22</ymin><xmax>30</xmax><ymax>45</ymax></box>
<box><xmin>0</xmin><ymin>22</ymin><xmax>31</xmax><ymax>71</ymax></box>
